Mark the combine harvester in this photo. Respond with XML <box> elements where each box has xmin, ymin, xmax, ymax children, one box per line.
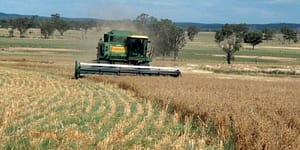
<box><xmin>74</xmin><ymin>30</ymin><xmax>181</xmax><ymax>79</ymax></box>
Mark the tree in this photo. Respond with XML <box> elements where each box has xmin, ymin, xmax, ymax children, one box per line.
<box><xmin>135</xmin><ymin>13</ymin><xmax>156</xmax><ymax>35</ymax></box>
<box><xmin>215</xmin><ymin>30</ymin><xmax>224</xmax><ymax>47</ymax></box>
<box><xmin>55</xmin><ymin>20</ymin><xmax>69</xmax><ymax>36</ymax></box>
<box><xmin>172</xmin><ymin>27</ymin><xmax>186</xmax><ymax>60</ymax></box>
<box><xmin>217</xmin><ymin>23</ymin><xmax>248</xmax><ymax>42</ymax></box>
<box><xmin>135</xmin><ymin>13</ymin><xmax>186</xmax><ymax>59</ymax></box>
<box><xmin>232</xmin><ymin>23</ymin><xmax>249</xmax><ymax>40</ymax></box>
<box><xmin>40</xmin><ymin>20</ymin><xmax>55</xmax><ymax>39</ymax></box>
<box><xmin>30</xmin><ymin>15</ymin><xmax>39</xmax><ymax>28</ymax></box>
<box><xmin>136</xmin><ymin>13</ymin><xmax>152</xmax><ymax>25</ymax></box>
<box><xmin>297</xmin><ymin>28</ymin><xmax>300</xmax><ymax>42</ymax></box>
<box><xmin>9</xmin><ymin>17</ymin><xmax>34</xmax><ymax>38</ymax></box>
<box><xmin>0</xmin><ymin>19</ymin><xmax>9</xmax><ymax>28</ymax></box>
<box><xmin>187</xmin><ymin>25</ymin><xmax>199</xmax><ymax>41</ymax></box>
<box><xmin>135</xmin><ymin>13</ymin><xmax>161</xmax><ymax>56</ymax></box>
<box><xmin>221</xmin><ymin>35</ymin><xmax>241</xmax><ymax>64</ymax></box>
<box><xmin>8</xmin><ymin>29</ymin><xmax>14</xmax><ymax>37</ymax></box>
<box><xmin>215</xmin><ymin>24</ymin><xmax>243</xmax><ymax>64</ymax></box>
<box><xmin>155</xmin><ymin>19</ymin><xmax>186</xmax><ymax>60</ymax></box>
<box><xmin>281</xmin><ymin>26</ymin><xmax>298</xmax><ymax>43</ymax></box>
<box><xmin>221</xmin><ymin>24</ymin><xmax>234</xmax><ymax>38</ymax></box>
<box><xmin>79</xmin><ymin>20</ymin><xmax>97</xmax><ymax>39</ymax></box>
<box><xmin>262</xmin><ymin>28</ymin><xmax>274</xmax><ymax>41</ymax></box>
<box><xmin>157</xmin><ymin>19</ymin><xmax>174</xmax><ymax>57</ymax></box>
<box><xmin>1</xmin><ymin>19</ymin><xmax>14</xmax><ymax>37</ymax></box>
<box><xmin>69</xmin><ymin>21</ymin><xmax>82</xmax><ymax>30</ymax></box>
<box><xmin>51</xmin><ymin>13</ymin><xmax>70</xmax><ymax>36</ymax></box>
<box><xmin>244</xmin><ymin>31</ymin><xmax>263</xmax><ymax>50</ymax></box>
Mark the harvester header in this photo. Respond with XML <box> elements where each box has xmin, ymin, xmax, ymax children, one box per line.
<box><xmin>74</xmin><ymin>30</ymin><xmax>181</xmax><ymax>78</ymax></box>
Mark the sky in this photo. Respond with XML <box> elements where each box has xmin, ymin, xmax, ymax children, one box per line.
<box><xmin>1</xmin><ymin>0</ymin><xmax>300</xmax><ymax>24</ymax></box>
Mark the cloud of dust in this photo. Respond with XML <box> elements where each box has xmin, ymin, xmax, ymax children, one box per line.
<box><xmin>74</xmin><ymin>1</ymin><xmax>157</xmax><ymax>61</ymax></box>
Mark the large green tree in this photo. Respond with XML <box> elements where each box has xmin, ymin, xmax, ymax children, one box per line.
<box><xmin>187</xmin><ymin>25</ymin><xmax>199</xmax><ymax>41</ymax></box>
<box><xmin>157</xmin><ymin>19</ymin><xmax>174</xmax><ymax>57</ymax></box>
<box><xmin>244</xmin><ymin>31</ymin><xmax>263</xmax><ymax>50</ymax></box>
<box><xmin>9</xmin><ymin>17</ymin><xmax>34</xmax><ymax>38</ymax></box>
<box><xmin>135</xmin><ymin>13</ymin><xmax>186</xmax><ymax>60</ymax></box>
<box><xmin>215</xmin><ymin>24</ymin><xmax>244</xmax><ymax>64</ymax></box>
<box><xmin>161</xmin><ymin>20</ymin><xmax>186</xmax><ymax>60</ymax></box>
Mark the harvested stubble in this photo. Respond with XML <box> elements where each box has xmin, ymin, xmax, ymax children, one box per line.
<box><xmin>0</xmin><ymin>61</ymin><xmax>207</xmax><ymax>149</ymax></box>
<box><xmin>90</xmin><ymin>74</ymin><xmax>300</xmax><ymax>149</ymax></box>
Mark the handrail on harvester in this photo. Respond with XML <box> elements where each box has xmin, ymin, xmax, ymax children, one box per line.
<box><xmin>74</xmin><ymin>61</ymin><xmax>181</xmax><ymax>79</ymax></box>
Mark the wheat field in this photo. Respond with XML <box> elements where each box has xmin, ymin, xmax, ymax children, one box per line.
<box><xmin>0</xmin><ymin>56</ymin><xmax>208</xmax><ymax>149</ymax></box>
<box><xmin>93</xmin><ymin>73</ymin><xmax>300</xmax><ymax>149</ymax></box>
<box><xmin>0</xmin><ymin>29</ymin><xmax>300</xmax><ymax>149</ymax></box>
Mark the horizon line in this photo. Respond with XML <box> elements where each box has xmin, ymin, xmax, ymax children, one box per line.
<box><xmin>1</xmin><ymin>12</ymin><xmax>300</xmax><ymax>25</ymax></box>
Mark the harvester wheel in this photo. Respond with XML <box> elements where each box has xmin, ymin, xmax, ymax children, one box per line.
<box><xmin>74</xmin><ymin>61</ymin><xmax>80</xmax><ymax>79</ymax></box>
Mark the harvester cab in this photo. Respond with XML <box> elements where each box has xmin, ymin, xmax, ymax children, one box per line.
<box><xmin>97</xmin><ymin>30</ymin><xmax>151</xmax><ymax>65</ymax></box>
<box><xmin>74</xmin><ymin>30</ymin><xmax>181</xmax><ymax>79</ymax></box>
<box><xmin>127</xmin><ymin>36</ymin><xmax>148</xmax><ymax>58</ymax></box>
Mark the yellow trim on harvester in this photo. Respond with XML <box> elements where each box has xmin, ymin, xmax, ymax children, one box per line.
<box><xmin>129</xmin><ymin>35</ymin><xmax>149</xmax><ymax>39</ymax></box>
<box><xmin>110</xmin><ymin>46</ymin><xmax>127</xmax><ymax>53</ymax></box>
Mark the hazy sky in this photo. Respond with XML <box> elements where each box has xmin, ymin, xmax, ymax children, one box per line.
<box><xmin>1</xmin><ymin>0</ymin><xmax>300</xmax><ymax>23</ymax></box>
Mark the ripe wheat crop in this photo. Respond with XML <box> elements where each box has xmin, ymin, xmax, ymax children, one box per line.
<box><xmin>0</xmin><ymin>60</ymin><xmax>208</xmax><ymax>149</ymax></box>
<box><xmin>91</xmin><ymin>74</ymin><xmax>300</xmax><ymax>149</ymax></box>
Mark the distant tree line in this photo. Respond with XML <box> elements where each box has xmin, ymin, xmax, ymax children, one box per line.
<box><xmin>8</xmin><ymin>16</ymin><xmax>36</xmax><ymax>38</ymax></box>
<box><xmin>1</xmin><ymin>13</ymin><xmax>298</xmax><ymax>61</ymax></box>
<box><xmin>214</xmin><ymin>23</ymin><xmax>298</xmax><ymax>64</ymax></box>
<box><xmin>0</xmin><ymin>14</ymin><xmax>98</xmax><ymax>39</ymax></box>
<box><xmin>176</xmin><ymin>23</ymin><xmax>300</xmax><ymax>32</ymax></box>
<box><xmin>0</xmin><ymin>13</ymin><xmax>186</xmax><ymax>59</ymax></box>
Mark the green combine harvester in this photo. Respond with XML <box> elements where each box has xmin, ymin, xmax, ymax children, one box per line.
<box><xmin>74</xmin><ymin>30</ymin><xmax>181</xmax><ymax>79</ymax></box>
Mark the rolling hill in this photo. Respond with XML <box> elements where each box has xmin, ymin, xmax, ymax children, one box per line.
<box><xmin>1</xmin><ymin>12</ymin><xmax>300</xmax><ymax>31</ymax></box>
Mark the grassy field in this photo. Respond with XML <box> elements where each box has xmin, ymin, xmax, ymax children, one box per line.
<box><xmin>0</xmin><ymin>28</ymin><xmax>300</xmax><ymax>149</ymax></box>
<box><xmin>180</xmin><ymin>32</ymin><xmax>300</xmax><ymax>65</ymax></box>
